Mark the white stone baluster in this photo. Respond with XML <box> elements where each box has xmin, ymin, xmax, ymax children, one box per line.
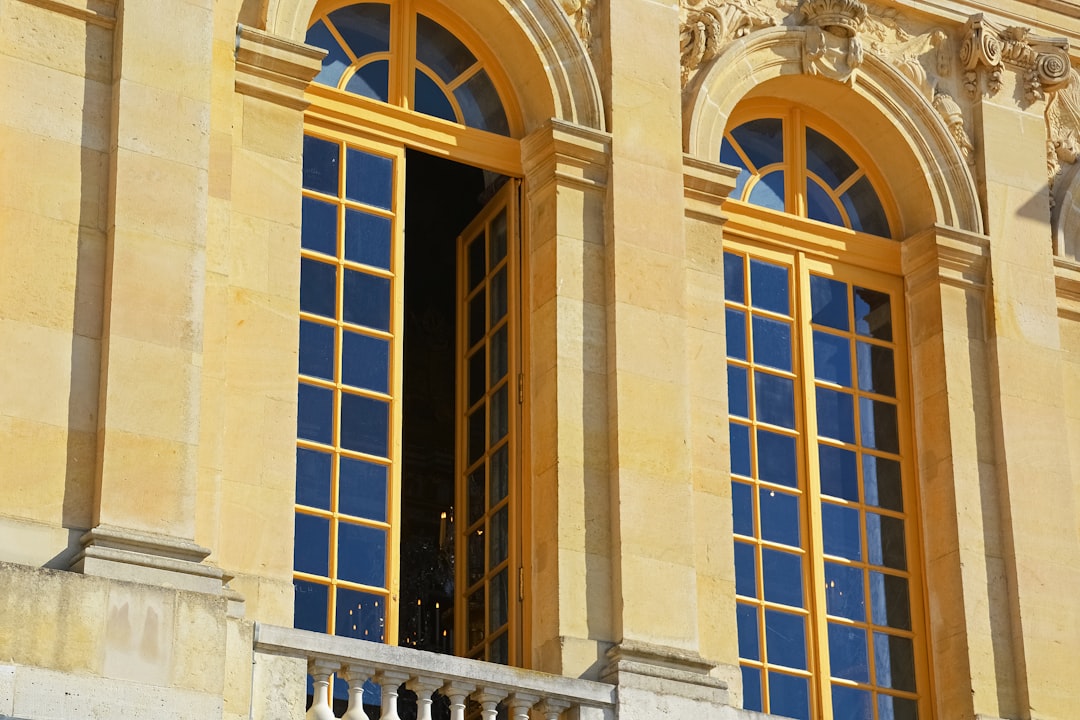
<box><xmin>441</xmin><ymin>681</ymin><xmax>476</xmax><ymax>720</ymax></box>
<box><xmin>341</xmin><ymin>664</ymin><xmax>376</xmax><ymax>720</ymax></box>
<box><xmin>472</xmin><ymin>688</ymin><xmax>508</xmax><ymax>720</ymax></box>
<box><xmin>375</xmin><ymin>670</ymin><xmax>411</xmax><ymax>720</ymax></box>
<box><xmin>535</xmin><ymin>698</ymin><xmax>571</xmax><ymax>720</ymax></box>
<box><xmin>507</xmin><ymin>692</ymin><xmax>540</xmax><ymax>720</ymax></box>
<box><xmin>406</xmin><ymin>676</ymin><xmax>443</xmax><ymax>720</ymax></box>
<box><xmin>306</xmin><ymin>659</ymin><xmax>338</xmax><ymax>720</ymax></box>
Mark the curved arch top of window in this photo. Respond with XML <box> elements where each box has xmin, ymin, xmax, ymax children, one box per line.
<box><xmin>307</xmin><ymin>1</ymin><xmax>512</xmax><ymax>136</ymax></box>
<box><xmin>720</xmin><ymin>110</ymin><xmax>894</xmax><ymax>239</ymax></box>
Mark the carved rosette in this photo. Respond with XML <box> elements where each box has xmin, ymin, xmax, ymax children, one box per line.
<box><xmin>797</xmin><ymin>0</ymin><xmax>867</xmax><ymax>85</ymax></box>
<box><xmin>960</xmin><ymin>15</ymin><xmax>1070</xmax><ymax>106</ymax></box>
<box><xmin>679</xmin><ymin>0</ymin><xmax>776</xmax><ymax>86</ymax></box>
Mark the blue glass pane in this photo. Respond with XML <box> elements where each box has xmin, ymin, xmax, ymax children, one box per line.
<box><xmin>864</xmin><ymin>455</ymin><xmax>903</xmax><ymax>510</ymax></box>
<box><xmin>752</xmin><ymin>316</ymin><xmax>792</xmax><ymax>371</ymax></box>
<box><xmin>741</xmin><ymin>667</ymin><xmax>763</xmax><ymax>712</ymax></box>
<box><xmin>729</xmin><ymin>118</ymin><xmax>783</xmax><ymax>170</ymax></box>
<box><xmin>747</xmin><ymin>171</ymin><xmax>785</xmax><ymax>212</ymax></box>
<box><xmin>806</xmin><ymin>178</ymin><xmax>845</xmax><ymax>227</ymax></box>
<box><xmin>816</xmin><ymin>387</ymin><xmax>855</xmax><ymax>443</ymax></box>
<box><xmin>345</xmin><ymin>59</ymin><xmax>389</xmax><ymax>102</ymax></box>
<box><xmin>345</xmin><ymin>148</ymin><xmax>393</xmax><ymax>209</ymax></box>
<box><xmin>335</xmin><ymin>587</ymin><xmax>387</xmax><ymax>643</ymax></box>
<box><xmin>732</xmin><ymin>480</ymin><xmax>753</xmax><ymax>536</ymax></box>
<box><xmin>841</xmin><ymin>176</ymin><xmax>891</xmax><ymax>238</ymax></box>
<box><xmin>867</xmin><ymin>512</ymin><xmax>906</xmax><ymax>570</ymax></box>
<box><xmin>734</xmin><ymin>541</ymin><xmax>756</xmax><ymax>597</ymax></box>
<box><xmin>768</xmin><ymin>673</ymin><xmax>810</xmax><ymax>720</ymax></box>
<box><xmin>726</xmin><ymin>308</ymin><xmax>747</xmax><ymax>360</ymax></box>
<box><xmin>300</xmin><ymin>257</ymin><xmax>336</xmax><ymax>319</ymax></box>
<box><xmin>296</xmin><ymin>447</ymin><xmax>332</xmax><ymax>510</ymax></box>
<box><xmin>810</xmin><ymin>275</ymin><xmax>849</xmax><ymax>331</ymax></box>
<box><xmin>455</xmin><ymin>69</ymin><xmax>510</xmax><ymax>136</ymax></box>
<box><xmin>857</xmin><ymin>342</ymin><xmax>896</xmax><ymax>396</ymax></box>
<box><xmin>340</xmin><ymin>393</ymin><xmax>389</xmax><ymax>457</ymax></box>
<box><xmin>822</xmin><ymin>502</ymin><xmax>862</xmax><ymax>560</ymax></box>
<box><xmin>723</xmin><ymin>251</ymin><xmax>745</xmax><ymax>303</ymax></box>
<box><xmin>757</xmin><ymin>430</ymin><xmax>797</xmax><ymax>488</ymax></box>
<box><xmin>338</xmin><ymin>522</ymin><xmax>386</xmax><ymax>587</ymax></box>
<box><xmin>303</xmin><ymin>135</ymin><xmax>340</xmax><ymax>195</ymax></box>
<box><xmin>731</xmin><ymin>423</ymin><xmax>752</xmax><ymax>477</ymax></box>
<box><xmin>813</xmin><ymin>330</ymin><xmax>851</xmax><ymax>386</ymax></box>
<box><xmin>874</xmin><ymin>632</ymin><xmax>916</xmax><ymax>691</ymax></box>
<box><xmin>728</xmin><ymin>365</ymin><xmax>749</xmax><ymax>418</ymax></box>
<box><xmin>294</xmin><ymin>513</ymin><xmax>329</xmax><ymax>575</ymax></box>
<box><xmin>737</xmin><ymin>603</ymin><xmax>759</xmax><ymax>660</ymax></box>
<box><xmin>329</xmin><ymin>4</ymin><xmax>390</xmax><ymax>58</ymax></box>
<box><xmin>878</xmin><ymin>694</ymin><xmax>919</xmax><ymax>720</ymax></box>
<box><xmin>297</xmin><ymin>383</ymin><xmax>333</xmax><ymax>445</ymax></box>
<box><xmin>339</xmin><ymin>457</ymin><xmax>388</xmax><ymax>521</ymax></box>
<box><xmin>760</xmin><ymin>488</ymin><xmax>800</xmax><ymax>548</ymax></box>
<box><xmin>819</xmin><ymin>444</ymin><xmax>858</xmax><ymax>501</ymax></box>
<box><xmin>806</xmin><ymin>128</ymin><xmax>859</xmax><ymax>188</ymax></box>
<box><xmin>306</xmin><ymin>20</ymin><xmax>350</xmax><ymax>88</ymax></box>
<box><xmin>870</xmin><ymin>571</ymin><xmax>911</xmax><ymax>630</ymax></box>
<box><xmin>414</xmin><ymin>70</ymin><xmax>457</xmax><ymax>122</ymax></box>
<box><xmin>825</xmin><ymin>561</ymin><xmax>865</xmax><ymax>621</ymax></box>
<box><xmin>854</xmin><ymin>286</ymin><xmax>893</xmax><ymax>340</ymax></box>
<box><xmin>828</xmin><ymin>623</ymin><xmax>869</xmax><ymax>683</ymax></box>
<box><xmin>749</xmin><ymin>259</ymin><xmax>789</xmax><ymax>315</ymax></box>
<box><xmin>302</xmin><ymin>196</ymin><xmax>338</xmax><ymax>255</ymax></box>
<box><xmin>293</xmin><ymin>580</ymin><xmax>328</xmax><ymax>632</ymax></box>
<box><xmin>720</xmin><ymin>139</ymin><xmax>752</xmax><ymax>200</ymax></box>
<box><xmin>342</xmin><ymin>269</ymin><xmax>391</xmax><ymax>331</ymax></box>
<box><xmin>341</xmin><ymin>330</ymin><xmax>389</xmax><ymax>393</ymax></box>
<box><xmin>832</xmin><ymin>685</ymin><xmax>873</xmax><ymax>720</ymax></box>
<box><xmin>755</xmin><ymin>373</ymin><xmax>795</xmax><ymax>429</ymax></box>
<box><xmin>861</xmin><ymin>398</ymin><xmax>899</xmax><ymax>453</ymax></box>
<box><xmin>762</xmin><ymin>547</ymin><xmax>803</xmax><ymax>607</ymax></box>
<box><xmin>299</xmin><ymin>320</ymin><xmax>334</xmax><ymax>380</ymax></box>
<box><xmin>765</xmin><ymin>609</ymin><xmax>806</xmax><ymax>670</ymax></box>
<box><xmin>415</xmin><ymin>13</ymin><xmax>476</xmax><ymax>83</ymax></box>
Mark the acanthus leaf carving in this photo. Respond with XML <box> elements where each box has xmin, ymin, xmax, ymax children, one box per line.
<box><xmin>559</xmin><ymin>0</ymin><xmax>594</xmax><ymax>46</ymax></box>
<box><xmin>1048</xmin><ymin>68</ymin><xmax>1080</xmax><ymax>185</ymax></box>
<box><xmin>960</xmin><ymin>14</ymin><xmax>1069</xmax><ymax>106</ymax></box>
<box><xmin>933</xmin><ymin>92</ymin><xmax>975</xmax><ymax>165</ymax></box>
<box><xmin>679</xmin><ymin>0</ymin><xmax>777</xmax><ymax>86</ymax></box>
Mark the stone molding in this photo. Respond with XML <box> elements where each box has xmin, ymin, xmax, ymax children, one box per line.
<box><xmin>601</xmin><ymin>641</ymin><xmax>728</xmax><ymax>704</ymax></box>
<box><xmin>679</xmin><ymin>0</ymin><xmax>776</xmax><ymax>87</ymax></box>
<box><xmin>557</xmin><ymin>0</ymin><xmax>594</xmax><ymax>47</ymax></box>
<box><xmin>901</xmin><ymin>224</ymin><xmax>990</xmax><ymax>293</ymax></box>
<box><xmin>235</xmin><ymin>24</ymin><xmax>326</xmax><ymax>111</ymax></box>
<box><xmin>959</xmin><ymin>15</ymin><xmax>1070</xmax><ymax>105</ymax></box>
<box><xmin>521</xmin><ymin>118</ymin><xmax>612</xmax><ymax>195</ymax></box>
<box><xmin>14</xmin><ymin>0</ymin><xmax>116</xmax><ymax>28</ymax></box>
<box><xmin>1054</xmin><ymin>257</ymin><xmax>1080</xmax><ymax>320</ymax></box>
<box><xmin>683</xmin><ymin>154</ymin><xmax>740</xmax><ymax>224</ymax></box>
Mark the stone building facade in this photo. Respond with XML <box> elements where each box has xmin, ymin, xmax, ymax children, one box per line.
<box><xmin>2</xmin><ymin>0</ymin><xmax>1080</xmax><ymax>718</ymax></box>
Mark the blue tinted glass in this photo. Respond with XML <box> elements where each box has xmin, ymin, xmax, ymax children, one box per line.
<box><xmin>726</xmin><ymin>309</ymin><xmax>747</xmax><ymax>360</ymax></box>
<box><xmin>342</xmin><ymin>269</ymin><xmax>391</xmax><ymax>331</ymax></box>
<box><xmin>819</xmin><ymin>444</ymin><xmax>858</xmax><ymax>501</ymax></box>
<box><xmin>870</xmin><ymin>571</ymin><xmax>911</xmax><ymax>630</ymax></box>
<box><xmin>806</xmin><ymin>128</ymin><xmax>859</xmax><ymax>188</ymax></box>
<box><xmin>741</xmin><ymin>667</ymin><xmax>763</xmax><ymax>712</ymax></box>
<box><xmin>825</xmin><ymin>561</ymin><xmax>865</xmax><ymax>620</ymax></box>
<box><xmin>757</xmin><ymin>430</ymin><xmax>797</xmax><ymax>488</ymax></box>
<box><xmin>306</xmin><ymin>21</ymin><xmax>350</xmax><ymax>88</ymax></box>
<box><xmin>294</xmin><ymin>580</ymin><xmax>329</xmax><ymax>632</ymax></box>
<box><xmin>747</xmin><ymin>171</ymin><xmax>785</xmax><ymax>212</ymax></box>
<box><xmin>720</xmin><ymin>139</ymin><xmax>751</xmax><ymax>202</ymax></box>
<box><xmin>822</xmin><ymin>502</ymin><xmax>862</xmax><ymax>561</ymax></box>
<box><xmin>854</xmin><ymin>286</ymin><xmax>893</xmax><ymax>340</ymax></box>
<box><xmin>345</xmin><ymin>59</ymin><xmax>389</xmax><ymax>102</ymax></box>
<box><xmin>302</xmin><ymin>196</ymin><xmax>338</xmax><ymax>255</ymax></box>
<box><xmin>816</xmin><ymin>387</ymin><xmax>855</xmax><ymax>443</ymax></box>
<box><xmin>806</xmin><ymin>179</ymin><xmax>845</xmax><ymax>227</ymax></box>
<box><xmin>731</xmin><ymin>423</ymin><xmax>752</xmax><ymax>477</ymax></box>
<box><xmin>867</xmin><ymin>513</ymin><xmax>906</xmax><ymax>570</ymax></box>
<box><xmin>813</xmin><ymin>330</ymin><xmax>851</xmax><ymax>386</ymax></box>
<box><xmin>857</xmin><ymin>342</ymin><xmax>896</xmax><ymax>396</ymax></box>
<box><xmin>723</xmin><ymin>252</ymin><xmax>745</xmax><ymax>303</ymax></box>
<box><xmin>765</xmin><ymin>609</ymin><xmax>806</xmax><ymax>669</ymax></box>
<box><xmin>874</xmin><ymin>633</ymin><xmax>916</xmax><ymax>691</ymax></box>
<box><xmin>299</xmin><ymin>320</ymin><xmax>334</xmax><ymax>380</ymax></box>
<box><xmin>455</xmin><ymin>70</ymin><xmax>510</xmax><ymax>136</ymax></box>
<box><xmin>755</xmin><ymin>373</ymin><xmax>795</xmax><ymax>429</ymax></box>
<box><xmin>864</xmin><ymin>455</ymin><xmax>903</xmax><ymax>510</ymax></box>
<box><xmin>414</xmin><ymin>70</ymin><xmax>457</xmax><ymax>122</ymax></box>
<box><xmin>728</xmin><ymin>365</ymin><xmax>749</xmax><ymax>418</ymax></box>
<box><xmin>810</xmin><ymin>275</ymin><xmax>849</xmax><ymax>330</ymax></box>
<box><xmin>878</xmin><ymin>694</ymin><xmax>918</xmax><ymax>720</ymax></box>
<box><xmin>341</xmin><ymin>330</ymin><xmax>389</xmax><ymax>393</ymax></box>
<box><xmin>339</xmin><ymin>457</ymin><xmax>388</xmax><ymax>521</ymax></box>
<box><xmin>769</xmin><ymin>673</ymin><xmax>810</xmax><ymax>720</ymax></box>
<box><xmin>329</xmin><ymin>4</ymin><xmax>390</xmax><ymax>57</ymax></box>
<box><xmin>345</xmin><ymin>148</ymin><xmax>393</xmax><ymax>209</ymax></box>
<box><xmin>752</xmin><ymin>316</ymin><xmax>792</xmax><ymax>371</ymax></box>
<box><xmin>749</xmin><ymin>259</ymin><xmax>789</xmax><ymax>314</ymax></box>
<box><xmin>300</xmin><ymin>258</ymin><xmax>336</xmax><ymax>319</ymax></box>
<box><xmin>340</xmin><ymin>393</ymin><xmax>389</xmax><ymax>457</ymax></box>
<box><xmin>729</xmin><ymin>118</ymin><xmax>783</xmax><ymax>170</ymax></box>
<box><xmin>760</xmin><ymin>488</ymin><xmax>800</xmax><ymax>547</ymax></box>
<box><xmin>294</xmin><ymin>513</ymin><xmax>329</xmax><ymax>575</ymax></box>
<box><xmin>303</xmin><ymin>135</ymin><xmax>340</xmax><ymax>195</ymax></box>
<box><xmin>828</xmin><ymin>624</ymin><xmax>869</xmax><ymax>683</ymax></box>
<box><xmin>335</xmin><ymin>587</ymin><xmax>387</xmax><ymax>643</ymax></box>
<box><xmin>832</xmin><ymin>685</ymin><xmax>873</xmax><ymax>720</ymax></box>
<box><xmin>861</xmin><ymin>398</ymin><xmax>899</xmax><ymax>453</ymax></box>
<box><xmin>734</xmin><ymin>541</ymin><xmax>756</xmax><ymax>597</ymax></box>
<box><xmin>762</xmin><ymin>547</ymin><xmax>803</xmax><ymax>607</ymax></box>
<box><xmin>841</xmin><ymin>176</ymin><xmax>891</xmax><ymax>238</ymax></box>
<box><xmin>296</xmin><ymin>447</ymin><xmax>332</xmax><ymax>510</ymax></box>
<box><xmin>297</xmin><ymin>383</ymin><xmax>333</xmax><ymax>445</ymax></box>
<box><xmin>732</xmin><ymin>480</ymin><xmax>753</xmax><ymax>536</ymax></box>
<box><xmin>415</xmin><ymin>13</ymin><xmax>476</xmax><ymax>83</ymax></box>
<box><xmin>737</xmin><ymin>603</ymin><xmax>759</xmax><ymax>660</ymax></box>
<box><xmin>338</xmin><ymin>522</ymin><xmax>387</xmax><ymax>587</ymax></box>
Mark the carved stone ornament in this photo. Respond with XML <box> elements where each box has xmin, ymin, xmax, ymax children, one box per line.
<box><xmin>679</xmin><ymin>0</ymin><xmax>776</xmax><ymax>86</ymax></box>
<box><xmin>797</xmin><ymin>0</ymin><xmax>867</xmax><ymax>84</ymax></box>
<box><xmin>933</xmin><ymin>92</ymin><xmax>975</xmax><ymax>165</ymax></box>
<box><xmin>960</xmin><ymin>15</ymin><xmax>1070</xmax><ymax>105</ymax></box>
<box><xmin>1048</xmin><ymin>68</ymin><xmax>1080</xmax><ymax>184</ymax></box>
<box><xmin>558</xmin><ymin>0</ymin><xmax>594</xmax><ymax>46</ymax></box>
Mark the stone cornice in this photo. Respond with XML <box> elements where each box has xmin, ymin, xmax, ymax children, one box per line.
<box><xmin>683</xmin><ymin>155</ymin><xmax>740</xmax><ymax>224</ymax></box>
<box><xmin>1053</xmin><ymin>257</ymin><xmax>1080</xmax><ymax>320</ymax></box>
<box><xmin>521</xmin><ymin>119</ymin><xmax>612</xmax><ymax>194</ymax></box>
<box><xmin>902</xmin><ymin>225</ymin><xmax>990</xmax><ymax>292</ymax></box>
<box><xmin>960</xmin><ymin>14</ymin><xmax>1071</xmax><ymax>104</ymax></box>
<box><xmin>235</xmin><ymin>24</ymin><xmax>326</xmax><ymax>111</ymax></box>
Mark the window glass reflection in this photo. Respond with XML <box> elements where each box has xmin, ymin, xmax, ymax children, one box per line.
<box><xmin>866</xmin><ymin>513</ymin><xmax>907</xmax><ymax>570</ymax></box>
<box><xmin>299</xmin><ymin>320</ymin><xmax>335</xmax><ymax>381</ymax></box>
<box><xmin>757</xmin><ymin>430</ymin><xmax>798</xmax><ymax>488</ymax></box>
<box><xmin>302</xmin><ymin>196</ymin><xmax>338</xmax><ymax>255</ymax></box>
<box><xmin>870</xmin><ymin>571</ymin><xmax>911</xmax><ymax>630</ymax></box>
<box><xmin>338</xmin><ymin>522</ymin><xmax>387</xmax><ymax>586</ymax></box>
<box><xmin>341</xmin><ymin>330</ymin><xmax>390</xmax><ymax>393</ymax></box>
<box><xmin>816</xmin><ymin>387</ymin><xmax>855</xmax><ymax>443</ymax></box>
<box><xmin>724</xmin><ymin>252</ymin><xmax>745</xmax><ymax>303</ymax></box>
<box><xmin>750</xmin><ymin>259</ymin><xmax>790</xmax><ymax>315</ymax></box>
<box><xmin>726</xmin><ymin>308</ymin><xmax>748</xmax><ymax>360</ymax></box>
<box><xmin>863</xmin><ymin>455</ymin><xmax>904</xmax><ymax>510</ymax></box>
<box><xmin>874</xmin><ymin>632</ymin><xmax>916</xmax><ymax>692</ymax></box>
<box><xmin>755</xmin><ymin>373</ymin><xmax>796</xmax><ymax>429</ymax></box>
<box><xmin>854</xmin><ymin>286</ymin><xmax>892</xmax><ymax>340</ymax></box>
<box><xmin>737</xmin><ymin>603</ymin><xmax>760</xmax><ymax>660</ymax></box>
<box><xmin>760</xmin><ymin>488</ymin><xmax>800</xmax><ymax>548</ymax></box>
<box><xmin>296</xmin><ymin>448</ymin><xmax>332</xmax><ymax>510</ymax></box>
<box><xmin>832</xmin><ymin>685</ymin><xmax>873</xmax><ymax>720</ymax></box>
<box><xmin>822</xmin><ymin>502</ymin><xmax>861</xmax><ymax>561</ymax></box>
<box><xmin>762</xmin><ymin>547</ymin><xmax>803</xmax><ymax>607</ymax></box>
<box><xmin>339</xmin><ymin>392</ymin><xmax>389</xmax><ymax>457</ymax></box>
<box><xmin>728</xmin><ymin>365</ymin><xmax>749</xmax><ymax>418</ymax></box>
<box><xmin>824</xmin><ymin>561</ymin><xmax>865</xmax><ymax>621</ymax></box>
<box><xmin>827</xmin><ymin>623</ymin><xmax>869</xmax><ymax>683</ymax></box>
<box><xmin>813</xmin><ymin>330</ymin><xmax>851</xmax><ymax>386</ymax></box>
<box><xmin>339</xmin><ymin>457</ymin><xmax>388</xmax><ymax>521</ymax></box>
<box><xmin>810</xmin><ymin>275</ymin><xmax>849</xmax><ymax>331</ymax></box>
<box><xmin>344</xmin><ymin>209</ymin><xmax>392</xmax><ymax>269</ymax></box>
<box><xmin>766</xmin><ymin>609</ymin><xmax>807</xmax><ymax>669</ymax></box>
<box><xmin>819</xmin><ymin>444</ymin><xmax>858</xmax><ymax>501</ymax></box>
<box><xmin>752</xmin><ymin>316</ymin><xmax>792</xmax><ymax>371</ymax></box>
<box><xmin>735</xmin><ymin>541</ymin><xmax>757</xmax><ymax>597</ymax></box>
<box><xmin>732</xmin><ymin>480</ymin><xmax>753</xmax><ymax>536</ymax></box>
<box><xmin>335</xmin><ymin>587</ymin><xmax>387</xmax><ymax>642</ymax></box>
<box><xmin>768</xmin><ymin>673</ymin><xmax>810</xmax><ymax>720</ymax></box>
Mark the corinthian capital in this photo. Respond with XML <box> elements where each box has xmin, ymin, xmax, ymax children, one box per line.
<box><xmin>960</xmin><ymin>14</ymin><xmax>1070</xmax><ymax>105</ymax></box>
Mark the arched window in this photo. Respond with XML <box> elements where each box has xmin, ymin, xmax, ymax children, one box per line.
<box><xmin>722</xmin><ymin>103</ymin><xmax>928</xmax><ymax>720</ymax></box>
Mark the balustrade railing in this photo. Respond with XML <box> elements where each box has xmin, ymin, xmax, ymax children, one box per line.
<box><xmin>254</xmin><ymin>624</ymin><xmax>616</xmax><ymax>720</ymax></box>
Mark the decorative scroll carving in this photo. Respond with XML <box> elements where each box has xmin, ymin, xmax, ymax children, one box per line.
<box><xmin>960</xmin><ymin>15</ymin><xmax>1069</xmax><ymax>105</ymax></box>
<box><xmin>797</xmin><ymin>0</ymin><xmax>867</xmax><ymax>84</ymax></box>
<box><xmin>559</xmin><ymin>0</ymin><xmax>594</xmax><ymax>45</ymax></box>
<box><xmin>933</xmin><ymin>92</ymin><xmax>975</xmax><ymax>164</ymax></box>
<box><xmin>679</xmin><ymin>0</ymin><xmax>776</xmax><ymax>86</ymax></box>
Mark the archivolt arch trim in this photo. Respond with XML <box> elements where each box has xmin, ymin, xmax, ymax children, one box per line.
<box><xmin>684</xmin><ymin>26</ymin><xmax>985</xmax><ymax>236</ymax></box>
